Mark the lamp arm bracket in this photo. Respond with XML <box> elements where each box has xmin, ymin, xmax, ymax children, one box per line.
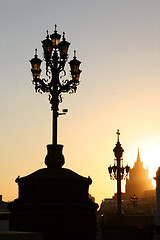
<box><xmin>41</xmin><ymin>78</ymin><xmax>49</xmax><ymax>83</ymax></box>
<box><xmin>61</xmin><ymin>79</ymin><xmax>77</xmax><ymax>94</ymax></box>
<box><xmin>60</xmin><ymin>79</ymin><xmax>70</xmax><ymax>92</ymax></box>
<box><xmin>33</xmin><ymin>78</ymin><xmax>50</xmax><ymax>93</ymax></box>
<box><xmin>39</xmin><ymin>79</ymin><xmax>50</xmax><ymax>92</ymax></box>
<box><xmin>60</xmin><ymin>69</ymin><xmax>66</xmax><ymax>79</ymax></box>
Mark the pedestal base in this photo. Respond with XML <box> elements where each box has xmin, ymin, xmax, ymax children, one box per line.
<box><xmin>9</xmin><ymin>202</ymin><xmax>97</xmax><ymax>240</ymax></box>
<box><xmin>45</xmin><ymin>144</ymin><xmax>65</xmax><ymax>168</ymax></box>
<box><xmin>8</xmin><ymin>148</ymin><xmax>98</xmax><ymax>240</ymax></box>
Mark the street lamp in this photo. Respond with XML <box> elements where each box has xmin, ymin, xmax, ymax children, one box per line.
<box><xmin>30</xmin><ymin>25</ymin><xmax>82</xmax><ymax>168</ymax></box>
<box><xmin>130</xmin><ymin>194</ymin><xmax>138</xmax><ymax>215</ymax></box>
<box><xmin>108</xmin><ymin>130</ymin><xmax>130</xmax><ymax>217</ymax></box>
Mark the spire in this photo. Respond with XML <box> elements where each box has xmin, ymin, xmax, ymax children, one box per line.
<box><xmin>136</xmin><ymin>148</ymin><xmax>141</xmax><ymax>163</ymax></box>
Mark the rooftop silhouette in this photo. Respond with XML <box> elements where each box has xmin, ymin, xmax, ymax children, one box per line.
<box><xmin>125</xmin><ymin>149</ymin><xmax>153</xmax><ymax>199</ymax></box>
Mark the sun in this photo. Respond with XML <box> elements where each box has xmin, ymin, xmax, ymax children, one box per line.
<box><xmin>138</xmin><ymin>141</ymin><xmax>160</xmax><ymax>189</ymax></box>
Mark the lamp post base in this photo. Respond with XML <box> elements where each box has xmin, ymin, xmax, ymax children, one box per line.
<box><xmin>8</xmin><ymin>161</ymin><xmax>98</xmax><ymax>240</ymax></box>
<box><xmin>45</xmin><ymin>144</ymin><xmax>65</xmax><ymax>168</ymax></box>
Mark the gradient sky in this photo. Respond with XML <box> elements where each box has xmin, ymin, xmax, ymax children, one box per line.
<box><xmin>0</xmin><ymin>0</ymin><xmax>160</xmax><ymax>205</ymax></box>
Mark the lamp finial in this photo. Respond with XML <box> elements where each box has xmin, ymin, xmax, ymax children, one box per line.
<box><xmin>116</xmin><ymin>129</ymin><xmax>120</xmax><ymax>142</ymax></box>
<box><xmin>35</xmin><ymin>48</ymin><xmax>37</xmax><ymax>57</ymax></box>
<box><xmin>62</xmin><ymin>32</ymin><xmax>65</xmax><ymax>40</ymax></box>
<box><xmin>55</xmin><ymin>24</ymin><xmax>57</xmax><ymax>32</ymax></box>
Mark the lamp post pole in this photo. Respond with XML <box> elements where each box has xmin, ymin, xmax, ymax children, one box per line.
<box><xmin>30</xmin><ymin>25</ymin><xmax>82</xmax><ymax>167</ymax></box>
<box><xmin>130</xmin><ymin>195</ymin><xmax>138</xmax><ymax>214</ymax></box>
<box><xmin>117</xmin><ymin>146</ymin><xmax>122</xmax><ymax>216</ymax></box>
<box><xmin>108</xmin><ymin>130</ymin><xmax>130</xmax><ymax>217</ymax></box>
<box><xmin>51</xmin><ymin>53</ymin><xmax>59</xmax><ymax>146</ymax></box>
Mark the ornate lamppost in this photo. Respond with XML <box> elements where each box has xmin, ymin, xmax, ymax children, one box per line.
<box><xmin>30</xmin><ymin>25</ymin><xmax>81</xmax><ymax>167</ymax></box>
<box><xmin>8</xmin><ymin>25</ymin><xmax>98</xmax><ymax>240</ymax></box>
<box><xmin>108</xmin><ymin>130</ymin><xmax>130</xmax><ymax>217</ymax></box>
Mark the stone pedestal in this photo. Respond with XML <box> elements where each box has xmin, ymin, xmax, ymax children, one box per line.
<box><xmin>8</xmin><ymin>145</ymin><xmax>98</xmax><ymax>240</ymax></box>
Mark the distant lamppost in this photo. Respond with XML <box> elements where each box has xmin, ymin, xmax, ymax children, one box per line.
<box><xmin>30</xmin><ymin>25</ymin><xmax>81</xmax><ymax>167</ymax></box>
<box><xmin>108</xmin><ymin>130</ymin><xmax>130</xmax><ymax>216</ymax></box>
<box><xmin>130</xmin><ymin>194</ymin><xmax>138</xmax><ymax>215</ymax></box>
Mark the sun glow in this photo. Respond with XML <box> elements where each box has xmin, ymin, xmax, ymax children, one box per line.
<box><xmin>140</xmin><ymin>143</ymin><xmax>160</xmax><ymax>189</ymax></box>
<box><xmin>132</xmin><ymin>140</ymin><xmax>160</xmax><ymax>189</ymax></box>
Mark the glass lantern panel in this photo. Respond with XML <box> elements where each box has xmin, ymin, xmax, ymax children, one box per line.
<box><xmin>33</xmin><ymin>72</ymin><xmax>40</xmax><ymax>79</ymax></box>
<box><xmin>73</xmin><ymin>65</ymin><xmax>79</xmax><ymax>72</ymax></box>
<box><xmin>32</xmin><ymin>69</ymin><xmax>41</xmax><ymax>79</ymax></box>
<box><xmin>60</xmin><ymin>45</ymin><xmax>69</xmax><ymax>54</ymax></box>
<box><xmin>33</xmin><ymin>63</ymin><xmax>40</xmax><ymax>71</ymax></box>
<box><xmin>47</xmin><ymin>45</ymin><xmax>52</xmax><ymax>52</ymax></box>
<box><xmin>56</xmin><ymin>38</ymin><xmax>60</xmax><ymax>46</ymax></box>
<box><xmin>51</xmin><ymin>38</ymin><xmax>60</xmax><ymax>46</ymax></box>
<box><xmin>70</xmin><ymin>60</ymin><xmax>81</xmax><ymax>72</ymax></box>
<box><xmin>72</xmin><ymin>73</ymin><xmax>80</xmax><ymax>81</ymax></box>
<box><xmin>34</xmin><ymin>73</ymin><xmax>40</xmax><ymax>79</ymax></box>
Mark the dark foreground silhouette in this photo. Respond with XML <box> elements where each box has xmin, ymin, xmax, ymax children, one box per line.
<box><xmin>8</xmin><ymin>145</ymin><xmax>98</xmax><ymax>240</ymax></box>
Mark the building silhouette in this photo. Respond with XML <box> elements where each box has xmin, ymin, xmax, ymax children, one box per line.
<box><xmin>0</xmin><ymin>195</ymin><xmax>9</xmax><ymax>232</ymax></box>
<box><xmin>125</xmin><ymin>149</ymin><xmax>153</xmax><ymax>200</ymax></box>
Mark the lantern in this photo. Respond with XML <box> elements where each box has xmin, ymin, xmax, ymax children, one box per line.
<box><xmin>69</xmin><ymin>51</ymin><xmax>82</xmax><ymax>81</ymax></box>
<box><xmin>42</xmin><ymin>31</ymin><xmax>53</xmax><ymax>62</ymax></box>
<box><xmin>30</xmin><ymin>49</ymin><xmax>42</xmax><ymax>79</ymax></box>
<box><xmin>50</xmin><ymin>24</ymin><xmax>61</xmax><ymax>48</ymax></box>
<box><xmin>59</xmin><ymin>32</ymin><xmax>70</xmax><ymax>60</ymax></box>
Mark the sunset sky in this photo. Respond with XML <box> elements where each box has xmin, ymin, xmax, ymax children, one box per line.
<box><xmin>0</xmin><ymin>0</ymin><xmax>160</xmax><ymax>205</ymax></box>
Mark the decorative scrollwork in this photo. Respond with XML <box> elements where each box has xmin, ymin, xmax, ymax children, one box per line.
<box><xmin>30</xmin><ymin>29</ymin><xmax>81</xmax><ymax>112</ymax></box>
<box><xmin>46</xmin><ymin>66</ymin><xmax>51</xmax><ymax>79</ymax></box>
<box><xmin>58</xmin><ymin>94</ymin><xmax>63</xmax><ymax>103</ymax></box>
<box><xmin>62</xmin><ymin>79</ymin><xmax>69</xmax><ymax>85</ymax></box>
<box><xmin>48</xmin><ymin>94</ymin><xmax>52</xmax><ymax>103</ymax></box>
<box><xmin>69</xmin><ymin>86</ymin><xmax>76</xmax><ymax>94</ymax></box>
<box><xmin>42</xmin><ymin>78</ymin><xmax>49</xmax><ymax>83</ymax></box>
<box><xmin>60</xmin><ymin>69</ymin><xmax>66</xmax><ymax>79</ymax></box>
<box><xmin>34</xmin><ymin>71</ymin><xmax>79</xmax><ymax>107</ymax></box>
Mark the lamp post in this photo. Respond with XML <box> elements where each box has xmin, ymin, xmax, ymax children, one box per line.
<box><xmin>30</xmin><ymin>25</ymin><xmax>81</xmax><ymax>167</ymax></box>
<box><xmin>108</xmin><ymin>130</ymin><xmax>130</xmax><ymax>217</ymax></box>
<box><xmin>130</xmin><ymin>194</ymin><xmax>138</xmax><ymax>215</ymax></box>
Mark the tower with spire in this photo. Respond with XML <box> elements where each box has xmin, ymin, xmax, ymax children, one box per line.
<box><xmin>125</xmin><ymin>149</ymin><xmax>153</xmax><ymax>199</ymax></box>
